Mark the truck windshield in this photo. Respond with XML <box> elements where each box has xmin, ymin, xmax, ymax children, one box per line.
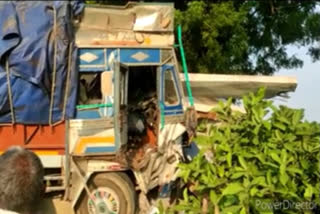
<box><xmin>164</xmin><ymin>69</ymin><xmax>179</xmax><ymax>106</ymax></box>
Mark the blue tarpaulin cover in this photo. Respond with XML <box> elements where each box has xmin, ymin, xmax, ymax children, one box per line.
<box><xmin>0</xmin><ymin>1</ymin><xmax>84</xmax><ymax>124</ymax></box>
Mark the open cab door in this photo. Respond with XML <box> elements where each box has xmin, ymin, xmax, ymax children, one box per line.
<box><xmin>114</xmin><ymin>62</ymin><xmax>129</xmax><ymax>148</ymax></box>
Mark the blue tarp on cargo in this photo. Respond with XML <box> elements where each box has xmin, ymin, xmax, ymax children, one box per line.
<box><xmin>0</xmin><ymin>1</ymin><xmax>84</xmax><ymax>124</ymax></box>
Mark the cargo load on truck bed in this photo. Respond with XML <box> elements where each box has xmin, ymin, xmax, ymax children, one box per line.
<box><xmin>0</xmin><ymin>1</ymin><xmax>84</xmax><ymax>124</ymax></box>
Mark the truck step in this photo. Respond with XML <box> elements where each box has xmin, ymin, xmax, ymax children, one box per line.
<box><xmin>44</xmin><ymin>174</ymin><xmax>65</xmax><ymax>193</ymax></box>
<box><xmin>44</xmin><ymin>174</ymin><xmax>64</xmax><ymax>181</ymax></box>
<box><xmin>46</xmin><ymin>186</ymin><xmax>66</xmax><ymax>193</ymax></box>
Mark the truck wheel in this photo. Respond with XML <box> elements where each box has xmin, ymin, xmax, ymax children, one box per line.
<box><xmin>75</xmin><ymin>172</ymin><xmax>136</xmax><ymax>214</ymax></box>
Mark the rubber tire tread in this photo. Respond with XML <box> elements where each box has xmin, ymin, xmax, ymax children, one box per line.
<box><xmin>75</xmin><ymin>172</ymin><xmax>136</xmax><ymax>214</ymax></box>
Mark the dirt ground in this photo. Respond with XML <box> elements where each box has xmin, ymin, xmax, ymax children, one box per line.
<box><xmin>39</xmin><ymin>198</ymin><xmax>74</xmax><ymax>214</ymax></box>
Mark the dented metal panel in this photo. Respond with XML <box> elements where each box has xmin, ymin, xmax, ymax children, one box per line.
<box><xmin>133</xmin><ymin>123</ymin><xmax>186</xmax><ymax>193</ymax></box>
<box><xmin>75</xmin><ymin>2</ymin><xmax>174</xmax><ymax>47</ymax></box>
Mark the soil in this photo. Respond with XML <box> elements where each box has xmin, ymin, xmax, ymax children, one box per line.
<box><xmin>38</xmin><ymin>198</ymin><xmax>74</xmax><ymax>214</ymax></box>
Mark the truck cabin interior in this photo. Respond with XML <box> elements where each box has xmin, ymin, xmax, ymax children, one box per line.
<box><xmin>76</xmin><ymin>66</ymin><xmax>158</xmax><ymax>146</ymax></box>
<box><xmin>115</xmin><ymin>66</ymin><xmax>159</xmax><ymax>170</ymax></box>
<box><xmin>78</xmin><ymin>73</ymin><xmax>102</xmax><ymax>105</ymax></box>
<box><xmin>127</xmin><ymin>66</ymin><xmax>158</xmax><ymax>148</ymax></box>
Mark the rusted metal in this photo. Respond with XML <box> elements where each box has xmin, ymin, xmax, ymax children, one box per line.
<box><xmin>197</xmin><ymin>111</ymin><xmax>217</xmax><ymax>121</ymax></box>
<box><xmin>115</xmin><ymin>91</ymin><xmax>159</xmax><ymax>171</ymax></box>
<box><xmin>75</xmin><ymin>3</ymin><xmax>175</xmax><ymax>47</ymax></box>
<box><xmin>185</xmin><ymin>107</ymin><xmax>198</xmax><ymax>142</ymax></box>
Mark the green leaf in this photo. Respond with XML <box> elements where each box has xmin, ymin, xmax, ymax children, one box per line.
<box><xmin>243</xmin><ymin>178</ymin><xmax>250</xmax><ymax>188</ymax></box>
<box><xmin>222</xmin><ymin>195</ymin><xmax>238</xmax><ymax>207</ymax></box>
<box><xmin>218</xmin><ymin>165</ymin><xmax>225</xmax><ymax>178</ymax></box>
<box><xmin>230</xmin><ymin>172</ymin><xmax>245</xmax><ymax>179</ymax></box>
<box><xmin>223</xmin><ymin>205</ymin><xmax>242</xmax><ymax>213</ymax></box>
<box><xmin>280</xmin><ymin>163</ymin><xmax>286</xmax><ymax>175</ymax></box>
<box><xmin>209</xmin><ymin>190</ymin><xmax>220</xmax><ymax>204</ymax></box>
<box><xmin>300</xmin><ymin>159</ymin><xmax>310</xmax><ymax>170</ymax></box>
<box><xmin>253</xmin><ymin>125</ymin><xmax>260</xmax><ymax>135</ymax></box>
<box><xmin>272</xmin><ymin>175</ymin><xmax>278</xmax><ymax>184</ymax></box>
<box><xmin>284</xmin><ymin>143</ymin><xmax>295</xmax><ymax>152</ymax></box>
<box><xmin>227</xmin><ymin>152</ymin><xmax>232</xmax><ymax>167</ymax></box>
<box><xmin>253</xmin><ymin>137</ymin><xmax>260</xmax><ymax>145</ymax></box>
<box><xmin>183</xmin><ymin>188</ymin><xmax>189</xmax><ymax>202</ymax></box>
<box><xmin>222</xmin><ymin>183</ymin><xmax>244</xmax><ymax>195</ymax></box>
<box><xmin>238</xmin><ymin>192</ymin><xmax>249</xmax><ymax>203</ymax></box>
<box><xmin>280</xmin><ymin>172</ymin><xmax>289</xmax><ymax>186</ymax></box>
<box><xmin>240</xmin><ymin>207</ymin><xmax>246</xmax><ymax>214</ymax></box>
<box><xmin>275</xmin><ymin>130</ymin><xmax>282</xmax><ymax>140</ymax></box>
<box><xmin>252</xmin><ymin>176</ymin><xmax>267</xmax><ymax>186</ymax></box>
<box><xmin>278</xmin><ymin>115</ymin><xmax>290</xmax><ymax>125</ymax></box>
<box><xmin>274</xmin><ymin>122</ymin><xmax>286</xmax><ymax>131</ymax></box>
<box><xmin>286</xmin><ymin>167</ymin><xmax>303</xmax><ymax>175</ymax></box>
<box><xmin>256</xmin><ymin>188</ymin><xmax>271</xmax><ymax>198</ymax></box>
<box><xmin>255</xmin><ymin>154</ymin><xmax>266</xmax><ymax>163</ymax></box>
<box><xmin>264</xmin><ymin>162</ymin><xmax>279</xmax><ymax>168</ymax></box>
<box><xmin>266</xmin><ymin>170</ymin><xmax>272</xmax><ymax>185</ymax></box>
<box><xmin>250</xmin><ymin>187</ymin><xmax>259</xmax><ymax>196</ymax></box>
<box><xmin>238</xmin><ymin>156</ymin><xmax>248</xmax><ymax>170</ymax></box>
<box><xmin>304</xmin><ymin>185</ymin><xmax>313</xmax><ymax>200</ymax></box>
<box><xmin>219</xmin><ymin>144</ymin><xmax>231</xmax><ymax>152</ymax></box>
<box><xmin>263</xmin><ymin>121</ymin><xmax>271</xmax><ymax>130</ymax></box>
<box><xmin>292</xmin><ymin>110</ymin><xmax>303</xmax><ymax>125</ymax></box>
<box><xmin>280</xmin><ymin>149</ymin><xmax>288</xmax><ymax>163</ymax></box>
<box><xmin>270</xmin><ymin>152</ymin><xmax>281</xmax><ymax>164</ymax></box>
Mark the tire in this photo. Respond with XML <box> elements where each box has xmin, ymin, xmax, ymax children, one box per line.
<box><xmin>75</xmin><ymin>172</ymin><xmax>136</xmax><ymax>214</ymax></box>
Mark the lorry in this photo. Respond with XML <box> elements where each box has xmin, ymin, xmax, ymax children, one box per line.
<box><xmin>0</xmin><ymin>1</ymin><xmax>197</xmax><ymax>214</ymax></box>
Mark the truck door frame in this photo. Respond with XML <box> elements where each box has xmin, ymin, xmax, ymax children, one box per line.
<box><xmin>160</xmin><ymin>64</ymin><xmax>184</xmax><ymax>116</ymax></box>
<box><xmin>114</xmin><ymin>61</ymin><xmax>129</xmax><ymax>148</ymax></box>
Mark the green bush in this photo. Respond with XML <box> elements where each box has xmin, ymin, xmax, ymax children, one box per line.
<box><xmin>165</xmin><ymin>88</ymin><xmax>320</xmax><ymax>214</ymax></box>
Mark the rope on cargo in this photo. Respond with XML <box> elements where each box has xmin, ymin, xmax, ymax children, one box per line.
<box><xmin>6</xmin><ymin>58</ymin><xmax>15</xmax><ymax>124</ymax></box>
<box><xmin>49</xmin><ymin>6</ymin><xmax>57</xmax><ymax>126</ymax></box>
<box><xmin>62</xmin><ymin>4</ymin><xmax>74</xmax><ymax>122</ymax></box>
<box><xmin>62</xmin><ymin>43</ymin><xmax>72</xmax><ymax>120</ymax></box>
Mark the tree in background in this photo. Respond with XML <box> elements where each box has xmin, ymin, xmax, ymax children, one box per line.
<box><xmin>175</xmin><ymin>1</ymin><xmax>250</xmax><ymax>74</ymax></box>
<box><xmin>244</xmin><ymin>0</ymin><xmax>320</xmax><ymax>75</ymax></box>
<box><xmin>85</xmin><ymin>0</ymin><xmax>320</xmax><ymax>75</ymax></box>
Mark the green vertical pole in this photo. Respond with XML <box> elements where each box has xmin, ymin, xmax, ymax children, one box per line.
<box><xmin>177</xmin><ymin>25</ymin><xmax>194</xmax><ymax>107</ymax></box>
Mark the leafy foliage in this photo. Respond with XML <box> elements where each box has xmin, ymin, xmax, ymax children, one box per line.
<box><xmin>244</xmin><ymin>0</ymin><xmax>320</xmax><ymax>74</ymax></box>
<box><xmin>165</xmin><ymin>88</ymin><xmax>320</xmax><ymax>213</ymax></box>
<box><xmin>175</xmin><ymin>0</ymin><xmax>320</xmax><ymax>74</ymax></box>
<box><xmin>175</xmin><ymin>1</ymin><xmax>249</xmax><ymax>74</ymax></box>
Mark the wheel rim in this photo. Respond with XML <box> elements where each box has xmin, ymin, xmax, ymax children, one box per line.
<box><xmin>87</xmin><ymin>187</ymin><xmax>121</xmax><ymax>214</ymax></box>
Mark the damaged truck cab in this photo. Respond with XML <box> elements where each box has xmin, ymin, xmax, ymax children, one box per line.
<box><xmin>70</xmin><ymin>3</ymin><xmax>196</xmax><ymax>213</ymax></box>
<box><xmin>0</xmin><ymin>2</ymin><xmax>196</xmax><ymax>213</ymax></box>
